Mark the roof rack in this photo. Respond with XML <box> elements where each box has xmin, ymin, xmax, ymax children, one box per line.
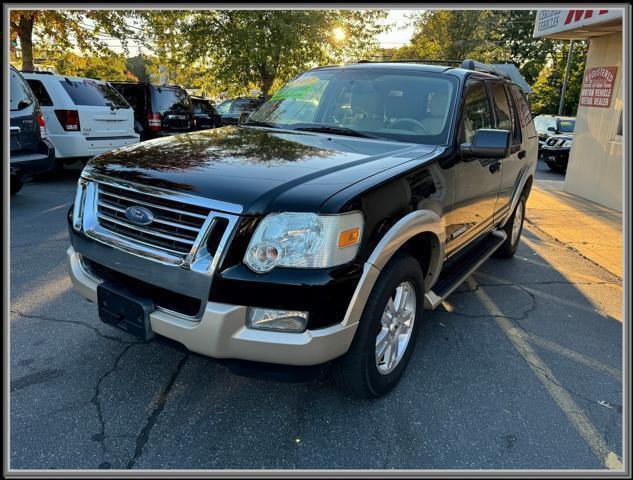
<box><xmin>459</xmin><ymin>59</ymin><xmax>511</xmax><ymax>80</ymax></box>
<box><xmin>356</xmin><ymin>59</ymin><xmax>462</xmax><ymax>65</ymax></box>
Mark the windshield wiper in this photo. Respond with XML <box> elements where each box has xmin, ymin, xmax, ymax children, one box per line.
<box><xmin>293</xmin><ymin>125</ymin><xmax>378</xmax><ymax>139</ymax></box>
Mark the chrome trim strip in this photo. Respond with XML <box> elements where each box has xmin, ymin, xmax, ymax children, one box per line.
<box><xmin>99</xmin><ymin>190</ymin><xmax>208</xmax><ymax>220</ymax></box>
<box><xmin>82</xmin><ymin>168</ymin><xmax>244</xmax><ymax>215</ymax></box>
<box><xmin>96</xmin><ymin>213</ymin><xmax>196</xmax><ymax>246</ymax></box>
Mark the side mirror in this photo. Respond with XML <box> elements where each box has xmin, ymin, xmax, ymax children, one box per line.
<box><xmin>547</xmin><ymin>126</ymin><xmax>557</xmax><ymax>133</ymax></box>
<box><xmin>460</xmin><ymin>129</ymin><xmax>510</xmax><ymax>159</ymax></box>
<box><xmin>238</xmin><ymin>112</ymin><xmax>251</xmax><ymax>125</ymax></box>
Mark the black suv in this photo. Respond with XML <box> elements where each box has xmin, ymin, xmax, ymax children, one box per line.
<box><xmin>191</xmin><ymin>96</ymin><xmax>222</xmax><ymax>130</ymax></box>
<box><xmin>68</xmin><ymin>61</ymin><xmax>537</xmax><ymax>398</ymax></box>
<box><xmin>216</xmin><ymin>96</ymin><xmax>266</xmax><ymax>125</ymax></box>
<box><xmin>534</xmin><ymin>114</ymin><xmax>575</xmax><ymax>172</ymax></box>
<box><xmin>109</xmin><ymin>82</ymin><xmax>195</xmax><ymax>141</ymax></box>
<box><xmin>9</xmin><ymin>66</ymin><xmax>55</xmax><ymax>195</ymax></box>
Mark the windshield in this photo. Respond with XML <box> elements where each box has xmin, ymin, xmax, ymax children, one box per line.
<box><xmin>248</xmin><ymin>69</ymin><xmax>457</xmax><ymax>144</ymax></box>
<box><xmin>60</xmin><ymin>78</ymin><xmax>129</xmax><ymax>108</ymax></box>
<box><xmin>558</xmin><ymin>119</ymin><xmax>575</xmax><ymax>133</ymax></box>
<box><xmin>216</xmin><ymin>100</ymin><xmax>232</xmax><ymax>114</ymax></box>
<box><xmin>152</xmin><ymin>87</ymin><xmax>192</xmax><ymax>112</ymax></box>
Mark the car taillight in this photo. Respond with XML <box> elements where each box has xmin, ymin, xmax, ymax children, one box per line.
<box><xmin>148</xmin><ymin>112</ymin><xmax>162</xmax><ymax>131</ymax></box>
<box><xmin>36</xmin><ymin>111</ymin><xmax>48</xmax><ymax>139</ymax></box>
<box><xmin>55</xmin><ymin>110</ymin><xmax>81</xmax><ymax>131</ymax></box>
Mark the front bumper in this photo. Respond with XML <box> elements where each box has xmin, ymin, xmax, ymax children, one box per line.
<box><xmin>67</xmin><ymin>246</ymin><xmax>358</xmax><ymax>366</ymax></box>
<box><xmin>540</xmin><ymin>147</ymin><xmax>570</xmax><ymax>168</ymax></box>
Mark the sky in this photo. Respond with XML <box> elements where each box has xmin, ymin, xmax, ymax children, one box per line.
<box><xmin>377</xmin><ymin>9</ymin><xmax>420</xmax><ymax>48</ymax></box>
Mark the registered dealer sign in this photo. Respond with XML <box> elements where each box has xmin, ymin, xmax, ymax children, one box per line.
<box><xmin>579</xmin><ymin>66</ymin><xmax>618</xmax><ymax>108</ymax></box>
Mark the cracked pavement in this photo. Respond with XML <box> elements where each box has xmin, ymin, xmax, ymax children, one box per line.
<box><xmin>9</xmin><ymin>165</ymin><xmax>622</xmax><ymax>470</ymax></box>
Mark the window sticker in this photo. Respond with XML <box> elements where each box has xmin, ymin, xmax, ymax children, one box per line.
<box><xmin>271</xmin><ymin>76</ymin><xmax>327</xmax><ymax>101</ymax></box>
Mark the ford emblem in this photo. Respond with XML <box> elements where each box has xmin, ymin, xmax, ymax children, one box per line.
<box><xmin>124</xmin><ymin>206</ymin><xmax>154</xmax><ymax>226</ymax></box>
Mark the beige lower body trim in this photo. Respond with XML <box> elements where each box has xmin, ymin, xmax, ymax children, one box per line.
<box><xmin>67</xmin><ymin>247</ymin><xmax>358</xmax><ymax>366</ymax></box>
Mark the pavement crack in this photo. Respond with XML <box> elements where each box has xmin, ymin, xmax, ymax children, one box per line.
<box><xmin>91</xmin><ymin>342</ymin><xmax>140</xmax><ymax>461</ymax></box>
<box><xmin>125</xmin><ymin>353</ymin><xmax>189</xmax><ymax>469</ymax></box>
<box><xmin>10</xmin><ymin>309</ymin><xmax>137</xmax><ymax>345</ymax></box>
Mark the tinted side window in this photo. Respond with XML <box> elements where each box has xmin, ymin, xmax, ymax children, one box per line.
<box><xmin>460</xmin><ymin>79</ymin><xmax>492</xmax><ymax>144</ymax></box>
<box><xmin>152</xmin><ymin>87</ymin><xmax>192</xmax><ymax>112</ymax></box>
<box><xmin>489</xmin><ymin>82</ymin><xmax>512</xmax><ymax>131</ymax></box>
<box><xmin>26</xmin><ymin>79</ymin><xmax>54</xmax><ymax>106</ymax></box>
<box><xmin>10</xmin><ymin>69</ymin><xmax>34</xmax><ymax>111</ymax></box>
<box><xmin>510</xmin><ymin>85</ymin><xmax>535</xmax><ymax>137</ymax></box>
<box><xmin>504</xmin><ymin>85</ymin><xmax>522</xmax><ymax>144</ymax></box>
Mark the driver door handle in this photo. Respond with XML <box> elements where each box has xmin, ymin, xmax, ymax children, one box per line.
<box><xmin>489</xmin><ymin>161</ymin><xmax>501</xmax><ymax>174</ymax></box>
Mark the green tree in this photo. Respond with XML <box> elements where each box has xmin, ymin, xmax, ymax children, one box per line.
<box><xmin>10</xmin><ymin>10</ymin><xmax>140</xmax><ymax>71</ymax></box>
<box><xmin>141</xmin><ymin>10</ymin><xmax>388</xmax><ymax>96</ymax></box>
<box><xmin>530</xmin><ymin>41</ymin><xmax>588</xmax><ymax>116</ymax></box>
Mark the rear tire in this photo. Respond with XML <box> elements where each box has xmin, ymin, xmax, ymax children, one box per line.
<box><xmin>332</xmin><ymin>254</ymin><xmax>424</xmax><ymax>398</ymax></box>
<box><xmin>495</xmin><ymin>194</ymin><xmax>526</xmax><ymax>259</ymax></box>
<box><xmin>10</xmin><ymin>175</ymin><xmax>23</xmax><ymax>196</ymax></box>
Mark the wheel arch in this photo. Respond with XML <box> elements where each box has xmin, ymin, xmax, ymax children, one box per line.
<box><xmin>342</xmin><ymin>209</ymin><xmax>446</xmax><ymax>327</ymax></box>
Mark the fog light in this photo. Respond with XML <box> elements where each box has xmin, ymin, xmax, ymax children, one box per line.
<box><xmin>246</xmin><ymin>308</ymin><xmax>308</xmax><ymax>332</ymax></box>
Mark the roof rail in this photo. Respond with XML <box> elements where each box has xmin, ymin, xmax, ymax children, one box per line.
<box><xmin>356</xmin><ymin>59</ymin><xmax>462</xmax><ymax>66</ymax></box>
<box><xmin>459</xmin><ymin>59</ymin><xmax>511</xmax><ymax>80</ymax></box>
<box><xmin>20</xmin><ymin>70</ymin><xmax>54</xmax><ymax>75</ymax></box>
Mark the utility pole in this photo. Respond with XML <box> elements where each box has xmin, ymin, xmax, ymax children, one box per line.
<box><xmin>558</xmin><ymin>40</ymin><xmax>574</xmax><ymax>116</ymax></box>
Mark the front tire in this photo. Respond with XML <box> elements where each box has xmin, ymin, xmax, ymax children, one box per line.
<box><xmin>495</xmin><ymin>194</ymin><xmax>526</xmax><ymax>258</ymax></box>
<box><xmin>332</xmin><ymin>254</ymin><xmax>424</xmax><ymax>398</ymax></box>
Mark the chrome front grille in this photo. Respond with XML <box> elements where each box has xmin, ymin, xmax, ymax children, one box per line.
<box><xmin>76</xmin><ymin>169</ymin><xmax>242</xmax><ymax>270</ymax></box>
<box><xmin>96</xmin><ymin>183</ymin><xmax>208</xmax><ymax>256</ymax></box>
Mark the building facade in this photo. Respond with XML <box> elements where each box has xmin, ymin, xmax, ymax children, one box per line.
<box><xmin>533</xmin><ymin>9</ymin><xmax>624</xmax><ymax>211</ymax></box>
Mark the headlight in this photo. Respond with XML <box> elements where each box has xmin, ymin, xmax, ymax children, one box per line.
<box><xmin>244</xmin><ymin>212</ymin><xmax>363</xmax><ymax>273</ymax></box>
<box><xmin>562</xmin><ymin>140</ymin><xmax>573</xmax><ymax>148</ymax></box>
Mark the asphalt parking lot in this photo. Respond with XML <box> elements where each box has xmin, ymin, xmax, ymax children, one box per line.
<box><xmin>9</xmin><ymin>163</ymin><xmax>623</xmax><ymax>470</ymax></box>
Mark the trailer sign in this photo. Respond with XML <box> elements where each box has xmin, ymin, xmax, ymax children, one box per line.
<box><xmin>579</xmin><ymin>66</ymin><xmax>618</xmax><ymax>108</ymax></box>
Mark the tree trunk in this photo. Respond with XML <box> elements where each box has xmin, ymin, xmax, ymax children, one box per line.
<box><xmin>17</xmin><ymin>14</ymin><xmax>35</xmax><ymax>71</ymax></box>
<box><xmin>260</xmin><ymin>74</ymin><xmax>274</xmax><ymax>97</ymax></box>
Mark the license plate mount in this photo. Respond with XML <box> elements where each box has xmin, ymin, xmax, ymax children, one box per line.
<box><xmin>97</xmin><ymin>282</ymin><xmax>155</xmax><ymax>341</ymax></box>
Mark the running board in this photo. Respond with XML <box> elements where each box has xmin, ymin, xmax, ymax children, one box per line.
<box><xmin>424</xmin><ymin>230</ymin><xmax>507</xmax><ymax>309</ymax></box>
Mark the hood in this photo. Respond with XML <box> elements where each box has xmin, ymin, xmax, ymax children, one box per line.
<box><xmin>86</xmin><ymin>126</ymin><xmax>438</xmax><ymax>215</ymax></box>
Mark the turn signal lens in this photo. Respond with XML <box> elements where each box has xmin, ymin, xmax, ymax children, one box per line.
<box><xmin>338</xmin><ymin>227</ymin><xmax>360</xmax><ymax>248</ymax></box>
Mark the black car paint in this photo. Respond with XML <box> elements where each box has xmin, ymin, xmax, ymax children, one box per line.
<box><xmin>77</xmin><ymin>65</ymin><xmax>536</xmax><ymax>330</ymax></box>
<box><xmin>109</xmin><ymin>82</ymin><xmax>196</xmax><ymax>141</ymax></box>
<box><xmin>10</xmin><ymin>67</ymin><xmax>56</xmax><ymax>184</ymax></box>
<box><xmin>191</xmin><ymin>98</ymin><xmax>222</xmax><ymax>130</ymax></box>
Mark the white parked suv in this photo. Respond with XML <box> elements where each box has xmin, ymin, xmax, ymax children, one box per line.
<box><xmin>21</xmin><ymin>72</ymin><xmax>139</xmax><ymax>164</ymax></box>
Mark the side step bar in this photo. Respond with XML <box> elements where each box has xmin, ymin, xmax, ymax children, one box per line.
<box><xmin>424</xmin><ymin>230</ymin><xmax>507</xmax><ymax>309</ymax></box>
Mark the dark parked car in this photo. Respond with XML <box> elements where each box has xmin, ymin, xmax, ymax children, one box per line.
<box><xmin>191</xmin><ymin>96</ymin><xmax>222</xmax><ymax>130</ymax></box>
<box><xmin>9</xmin><ymin>66</ymin><xmax>55</xmax><ymax>195</ymax></box>
<box><xmin>68</xmin><ymin>60</ymin><xmax>537</xmax><ymax>398</ymax></box>
<box><xmin>216</xmin><ymin>96</ymin><xmax>266</xmax><ymax>125</ymax></box>
<box><xmin>109</xmin><ymin>82</ymin><xmax>195</xmax><ymax>141</ymax></box>
<box><xmin>534</xmin><ymin>114</ymin><xmax>575</xmax><ymax>172</ymax></box>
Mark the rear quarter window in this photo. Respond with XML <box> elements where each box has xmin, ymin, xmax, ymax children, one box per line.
<box><xmin>25</xmin><ymin>79</ymin><xmax>54</xmax><ymax>106</ymax></box>
<box><xmin>510</xmin><ymin>85</ymin><xmax>535</xmax><ymax>138</ymax></box>
<box><xmin>60</xmin><ymin>78</ymin><xmax>129</xmax><ymax>108</ymax></box>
